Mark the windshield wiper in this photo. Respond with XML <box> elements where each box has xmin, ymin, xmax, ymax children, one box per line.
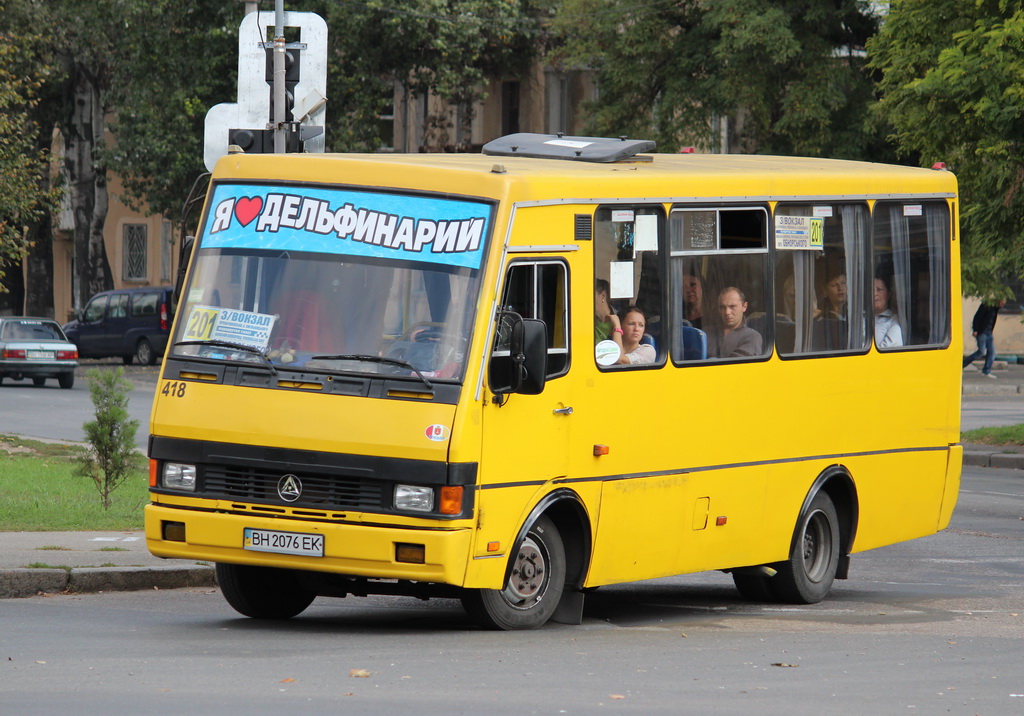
<box><xmin>175</xmin><ymin>340</ymin><xmax>278</xmax><ymax>376</ymax></box>
<box><xmin>311</xmin><ymin>353</ymin><xmax>433</xmax><ymax>389</ymax></box>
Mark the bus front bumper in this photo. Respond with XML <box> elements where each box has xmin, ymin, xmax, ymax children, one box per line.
<box><xmin>144</xmin><ymin>503</ymin><xmax>473</xmax><ymax>586</ymax></box>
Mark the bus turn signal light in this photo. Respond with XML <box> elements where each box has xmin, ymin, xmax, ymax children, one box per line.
<box><xmin>396</xmin><ymin>543</ymin><xmax>425</xmax><ymax>564</ymax></box>
<box><xmin>439</xmin><ymin>486</ymin><xmax>463</xmax><ymax>515</ymax></box>
<box><xmin>593</xmin><ymin>444</ymin><xmax>610</xmax><ymax>456</ymax></box>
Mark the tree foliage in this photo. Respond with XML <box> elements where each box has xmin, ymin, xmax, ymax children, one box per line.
<box><xmin>314</xmin><ymin>0</ymin><xmax>548</xmax><ymax>151</ymax></box>
<box><xmin>0</xmin><ymin>8</ymin><xmax>60</xmax><ymax>295</ymax></box>
<box><xmin>868</xmin><ymin>0</ymin><xmax>1024</xmax><ymax>298</ymax></box>
<box><xmin>104</xmin><ymin>1</ymin><xmax>238</xmax><ymax>221</ymax></box>
<box><xmin>548</xmin><ymin>0</ymin><xmax>885</xmax><ymax>158</ymax></box>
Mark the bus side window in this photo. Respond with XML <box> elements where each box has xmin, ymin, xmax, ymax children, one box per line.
<box><xmin>775</xmin><ymin>203</ymin><xmax>871</xmax><ymax>356</ymax></box>
<box><xmin>497</xmin><ymin>261</ymin><xmax>569</xmax><ymax>378</ymax></box>
<box><xmin>669</xmin><ymin>207</ymin><xmax>770</xmax><ymax>362</ymax></box>
<box><xmin>872</xmin><ymin>202</ymin><xmax>950</xmax><ymax>349</ymax></box>
<box><xmin>593</xmin><ymin>205</ymin><xmax>664</xmax><ymax>368</ymax></box>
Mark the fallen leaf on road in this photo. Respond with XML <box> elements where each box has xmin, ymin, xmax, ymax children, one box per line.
<box><xmin>349</xmin><ymin>668</ymin><xmax>371</xmax><ymax>678</ymax></box>
<box><xmin>609</xmin><ymin>694</ymin><xmax>625</xmax><ymax>700</ymax></box>
<box><xmin>280</xmin><ymin>678</ymin><xmax>295</xmax><ymax>683</ymax></box>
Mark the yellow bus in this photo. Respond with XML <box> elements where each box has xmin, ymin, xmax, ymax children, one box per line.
<box><xmin>145</xmin><ymin>134</ymin><xmax>962</xmax><ymax>629</ymax></box>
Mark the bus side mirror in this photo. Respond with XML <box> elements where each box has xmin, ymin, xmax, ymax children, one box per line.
<box><xmin>489</xmin><ymin>313</ymin><xmax>548</xmax><ymax>396</ymax></box>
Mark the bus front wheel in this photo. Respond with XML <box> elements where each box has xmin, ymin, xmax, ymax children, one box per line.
<box><xmin>771</xmin><ymin>491</ymin><xmax>840</xmax><ymax>604</ymax></box>
<box><xmin>461</xmin><ymin>515</ymin><xmax>566</xmax><ymax>630</ymax></box>
<box><xmin>215</xmin><ymin>563</ymin><xmax>316</xmax><ymax>619</ymax></box>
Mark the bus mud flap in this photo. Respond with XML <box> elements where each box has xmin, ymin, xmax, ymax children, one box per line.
<box><xmin>550</xmin><ymin>589</ymin><xmax>585</xmax><ymax>625</ymax></box>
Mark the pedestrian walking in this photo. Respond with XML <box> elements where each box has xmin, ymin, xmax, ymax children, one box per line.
<box><xmin>963</xmin><ymin>298</ymin><xmax>1007</xmax><ymax>377</ymax></box>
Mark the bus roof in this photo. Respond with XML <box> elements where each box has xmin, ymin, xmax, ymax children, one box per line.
<box><xmin>213</xmin><ymin>151</ymin><xmax>958</xmax><ymax>203</ymax></box>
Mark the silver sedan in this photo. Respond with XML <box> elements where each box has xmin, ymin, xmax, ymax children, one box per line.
<box><xmin>0</xmin><ymin>317</ymin><xmax>79</xmax><ymax>389</ymax></box>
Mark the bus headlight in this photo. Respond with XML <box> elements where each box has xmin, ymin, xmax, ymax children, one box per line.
<box><xmin>394</xmin><ymin>484</ymin><xmax>433</xmax><ymax>512</ymax></box>
<box><xmin>164</xmin><ymin>463</ymin><xmax>197</xmax><ymax>492</ymax></box>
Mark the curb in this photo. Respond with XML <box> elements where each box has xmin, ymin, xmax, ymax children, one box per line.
<box><xmin>0</xmin><ymin>564</ymin><xmax>216</xmax><ymax>599</ymax></box>
<box><xmin>963</xmin><ymin>449</ymin><xmax>1024</xmax><ymax>471</ymax></box>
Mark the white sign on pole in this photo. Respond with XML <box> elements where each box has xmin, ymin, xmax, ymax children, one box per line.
<box><xmin>204</xmin><ymin>10</ymin><xmax>328</xmax><ymax>171</ymax></box>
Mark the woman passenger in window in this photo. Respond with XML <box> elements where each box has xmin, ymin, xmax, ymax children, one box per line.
<box><xmin>682</xmin><ymin>271</ymin><xmax>705</xmax><ymax>329</ymax></box>
<box><xmin>873</xmin><ymin>275</ymin><xmax>903</xmax><ymax>348</ymax></box>
<box><xmin>615</xmin><ymin>306</ymin><xmax>656</xmax><ymax>365</ymax></box>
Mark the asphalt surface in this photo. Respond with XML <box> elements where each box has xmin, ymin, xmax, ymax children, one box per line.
<box><xmin>1</xmin><ymin>358</ymin><xmax>1022</xmax><ymax>599</ymax></box>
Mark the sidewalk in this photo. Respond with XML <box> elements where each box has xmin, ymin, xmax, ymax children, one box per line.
<box><xmin>0</xmin><ymin>531</ymin><xmax>214</xmax><ymax>599</ymax></box>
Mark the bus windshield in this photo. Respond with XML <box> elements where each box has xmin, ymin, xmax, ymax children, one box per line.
<box><xmin>171</xmin><ymin>182</ymin><xmax>493</xmax><ymax>382</ymax></box>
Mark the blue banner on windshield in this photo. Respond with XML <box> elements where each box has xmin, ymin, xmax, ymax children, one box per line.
<box><xmin>202</xmin><ymin>183</ymin><xmax>491</xmax><ymax>270</ymax></box>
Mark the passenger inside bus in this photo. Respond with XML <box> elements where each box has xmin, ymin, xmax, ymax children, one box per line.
<box><xmin>873</xmin><ymin>274</ymin><xmax>904</xmax><ymax>348</ymax></box>
<box><xmin>709</xmin><ymin>286</ymin><xmax>762</xmax><ymax>358</ymax></box>
<box><xmin>682</xmin><ymin>272</ymin><xmax>705</xmax><ymax>330</ymax></box>
<box><xmin>813</xmin><ymin>268</ymin><xmax>849</xmax><ymax>351</ymax></box>
<box><xmin>615</xmin><ymin>306</ymin><xmax>656</xmax><ymax>365</ymax></box>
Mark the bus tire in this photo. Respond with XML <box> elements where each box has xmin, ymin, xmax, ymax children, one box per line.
<box><xmin>771</xmin><ymin>491</ymin><xmax>840</xmax><ymax>604</ymax></box>
<box><xmin>215</xmin><ymin>563</ymin><xmax>316</xmax><ymax>619</ymax></box>
<box><xmin>461</xmin><ymin>515</ymin><xmax>566</xmax><ymax>630</ymax></box>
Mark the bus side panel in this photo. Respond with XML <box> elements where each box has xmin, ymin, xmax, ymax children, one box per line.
<box><xmin>845</xmin><ymin>450</ymin><xmax>948</xmax><ymax>553</ymax></box>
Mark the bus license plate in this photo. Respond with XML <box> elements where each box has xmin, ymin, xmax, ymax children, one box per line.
<box><xmin>243</xmin><ymin>528</ymin><xmax>324</xmax><ymax>557</ymax></box>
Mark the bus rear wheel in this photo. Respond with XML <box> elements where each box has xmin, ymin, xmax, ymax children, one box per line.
<box><xmin>771</xmin><ymin>491</ymin><xmax>840</xmax><ymax>604</ymax></box>
<box><xmin>215</xmin><ymin>563</ymin><xmax>316</xmax><ymax>619</ymax></box>
<box><xmin>461</xmin><ymin>515</ymin><xmax>565</xmax><ymax>630</ymax></box>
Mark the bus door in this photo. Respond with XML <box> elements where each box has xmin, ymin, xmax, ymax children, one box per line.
<box><xmin>480</xmin><ymin>259</ymin><xmax>573</xmax><ymax>534</ymax></box>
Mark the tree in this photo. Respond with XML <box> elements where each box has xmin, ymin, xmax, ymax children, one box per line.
<box><xmin>315</xmin><ymin>0</ymin><xmax>547</xmax><ymax>151</ymax></box>
<box><xmin>0</xmin><ymin>8</ymin><xmax>60</xmax><ymax>303</ymax></box>
<box><xmin>547</xmin><ymin>0</ymin><xmax>886</xmax><ymax>158</ymax></box>
<box><xmin>868</xmin><ymin>0</ymin><xmax>1024</xmax><ymax>298</ymax></box>
<box><xmin>103</xmin><ymin>0</ymin><xmax>238</xmax><ymax>223</ymax></box>
<box><xmin>76</xmin><ymin>367</ymin><xmax>142</xmax><ymax>510</ymax></box>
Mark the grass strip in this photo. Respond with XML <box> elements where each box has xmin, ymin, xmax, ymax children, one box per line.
<box><xmin>0</xmin><ymin>435</ymin><xmax>147</xmax><ymax>531</ymax></box>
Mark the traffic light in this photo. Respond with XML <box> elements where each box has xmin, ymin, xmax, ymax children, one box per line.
<box><xmin>265</xmin><ymin>45</ymin><xmax>301</xmax><ymax>122</ymax></box>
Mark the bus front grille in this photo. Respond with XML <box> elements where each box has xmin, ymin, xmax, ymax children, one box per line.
<box><xmin>202</xmin><ymin>465</ymin><xmax>384</xmax><ymax>510</ymax></box>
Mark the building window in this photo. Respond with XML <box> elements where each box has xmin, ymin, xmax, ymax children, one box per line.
<box><xmin>123</xmin><ymin>224</ymin><xmax>148</xmax><ymax>281</ymax></box>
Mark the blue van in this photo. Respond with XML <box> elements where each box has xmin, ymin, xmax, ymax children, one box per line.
<box><xmin>63</xmin><ymin>287</ymin><xmax>174</xmax><ymax>365</ymax></box>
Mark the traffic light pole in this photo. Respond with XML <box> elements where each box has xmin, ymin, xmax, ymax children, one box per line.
<box><xmin>272</xmin><ymin>0</ymin><xmax>286</xmax><ymax>154</ymax></box>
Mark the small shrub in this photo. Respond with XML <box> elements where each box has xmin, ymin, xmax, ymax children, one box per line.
<box><xmin>77</xmin><ymin>368</ymin><xmax>144</xmax><ymax>510</ymax></box>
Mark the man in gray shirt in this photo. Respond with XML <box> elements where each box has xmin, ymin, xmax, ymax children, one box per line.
<box><xmin>711</xmin><ymin>286</ymin><xmax>762</xmax><ymax>358</ymax></box>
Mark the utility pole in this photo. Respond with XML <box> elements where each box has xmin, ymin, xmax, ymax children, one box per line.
<box><xmin>272</xmin><ymin>0</ymin><xmax>286</xmax><ymax>154</ymax></box>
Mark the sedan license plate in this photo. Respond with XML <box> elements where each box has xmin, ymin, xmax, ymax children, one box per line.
<box><xmin>26</xmin><ymin>350</ymin><xmax>54</xmax><ymax>360</ymax></box>
<box><xmin>243</xmin><ymin>528</ymin><xmax>323</xmax><ymax>557</ymax></box>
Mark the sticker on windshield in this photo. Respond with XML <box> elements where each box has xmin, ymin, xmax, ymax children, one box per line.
<box><xmin>183</xmin><ymin>305</ymin><xmax>276</xmax><ymax>351</ymax></box>
<box><xmin>202</xmin><ymin>183</ymin><xmax>492</xmax><ymax>270</ymax></box>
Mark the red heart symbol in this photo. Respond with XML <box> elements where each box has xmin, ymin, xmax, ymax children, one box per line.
<box><xmin>234</xmin><ymin>196</ymin><xmax>263</xmax><ymax>226</ymax></box>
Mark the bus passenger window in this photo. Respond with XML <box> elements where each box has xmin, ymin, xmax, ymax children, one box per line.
<box><xmin>872</xmin><ymin>202</ymin><xmax>950</xmax><ymax>349</ymax></box>
<box><xmin>775</xmin><ymin>203</ymin><xmax>870</xmax><ymax>356</ymax></box>
<box><xmin>669</xmin><ymin>207</ymin><xmax>770</xmax><ymax>362</ymax></box>
<box><xmin>593</xmin><ymin>206</ymin><xmax>664</xmax><ymax>368</ymax></box>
